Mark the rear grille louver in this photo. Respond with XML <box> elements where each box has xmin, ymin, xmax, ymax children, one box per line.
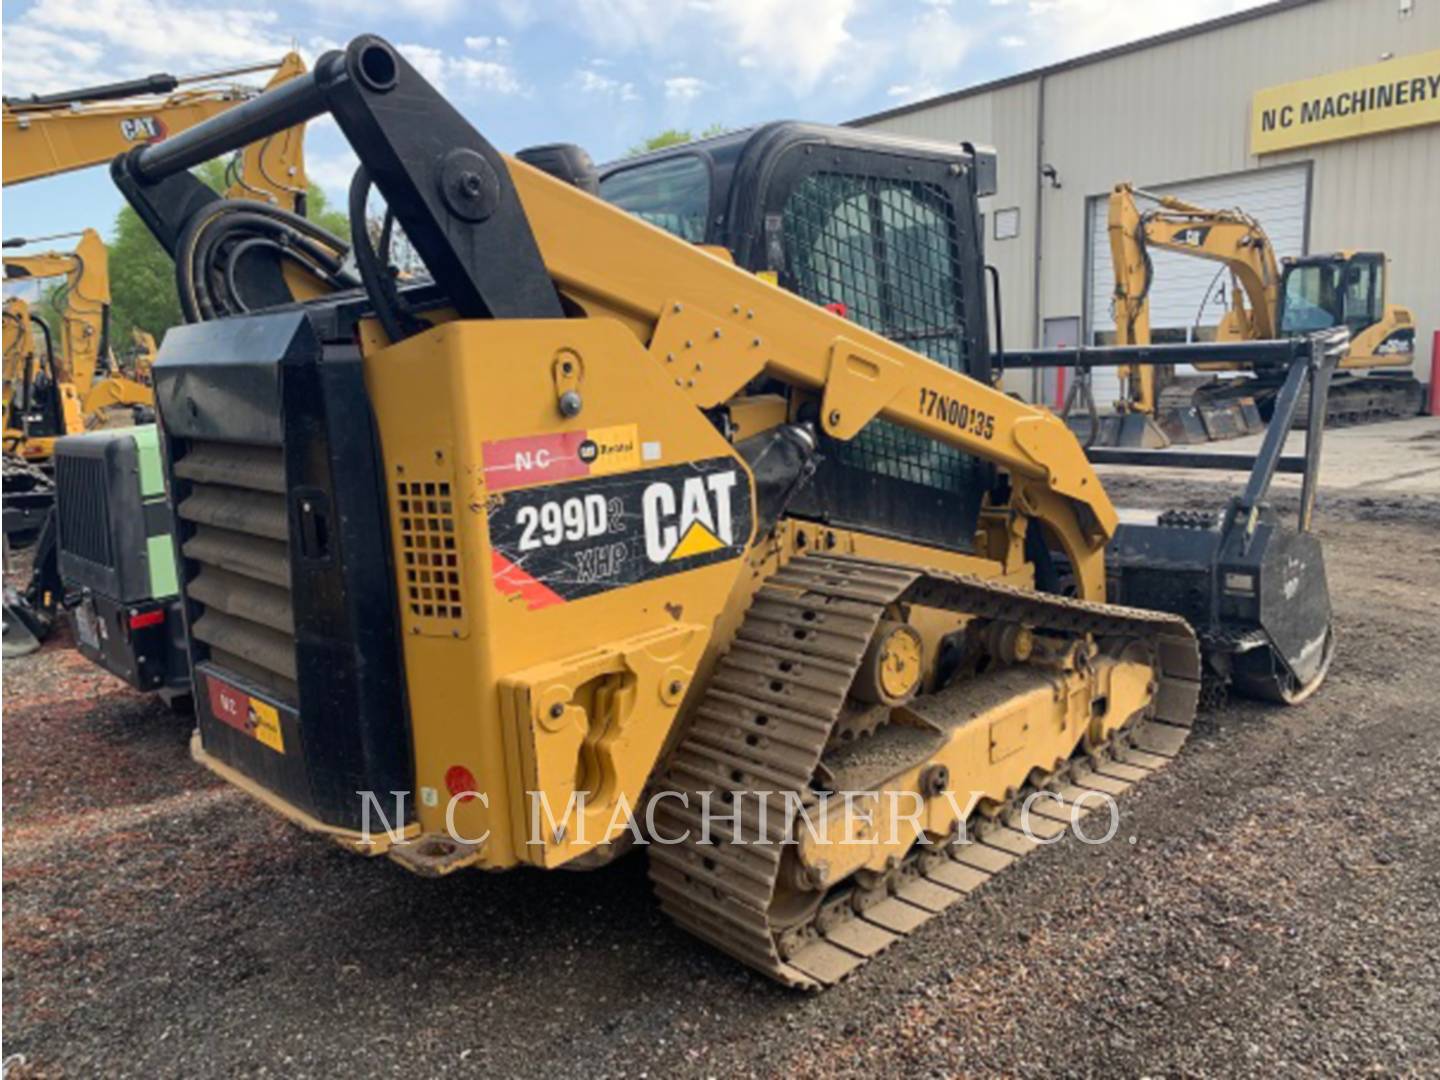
<box><xmin>175</xmin><ymin>439</ymin><xmax>297</xmax><ymax>704</ymax></box>
<box><xmin>396</xmin><ymin>479</ymin><xmax>465</xmax><ymax>628</ymax></box>
<box><xmin>55</xmin><ymin>454</ymin><xmax>113</xmax><ymax>569</ymax></box>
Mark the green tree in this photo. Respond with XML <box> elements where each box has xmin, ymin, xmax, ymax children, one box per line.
<box><xmin>626</xmin><ymin>123</ymin><xmax>729</xmax><ymax>157</ymax></box>
<box><xmin>33</xmin><ymin>280</ymin><xmax>68</xmax><ymax>345</ymax></box>
<box><xmin>108</xmin><ymin>159</ymin><xmax>349</xmax><ymax>344</ymax></box>
<box><xmin>306</xmin><ymin>183</ymin><xmax>349</xmax><ymax>239</ymax></box>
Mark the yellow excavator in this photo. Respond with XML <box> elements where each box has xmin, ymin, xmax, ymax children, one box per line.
<box><xmin>1093</xmin><ymin>182</ymin><xmax>1420</xmax><ymax>445</ymax></box>
<box><xmin>103</xmin><ymin>36</ymin><xmax>1338</xmax><ymax>988</ymax></box>
<box><xmin>1</xmin><ymin>55</ymin><xmax>311</xmax><ymax>464</ymax></box>
<box><xmin>1</xmin><ymin>59</ymin><xmax>313</xmax><ymax>654</ymax></box>
<box><xmin>2</xmin><ymin>228</ymin><xmax>145</xmax><ymax>459</ymax></box>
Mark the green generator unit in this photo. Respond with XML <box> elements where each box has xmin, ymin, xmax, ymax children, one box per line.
<box><xmin>53</xmin><ymin>425</ymin><xmax>190</xmax><ymax>694</ymax></box>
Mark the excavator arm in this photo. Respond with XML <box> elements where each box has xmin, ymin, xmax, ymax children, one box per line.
<box><xmin>3</xmin><ymin>53</ymin><xmax>308</xmax><ymax>191</ymax></box>
<box><xmin>1108</xmin><ymin>182</ymin><xmax>1281</xmax><ymax>413</ymax></box>
<box><xmin>2</xmin><ymin>228</ymin><xmax>110</xmax><ymax>392</ymax></box>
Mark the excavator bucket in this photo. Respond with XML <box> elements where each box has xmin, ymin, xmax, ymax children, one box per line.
<box><xmin>1066</xmin><ymin>412</ymin><xmax>1171</xmax><ymax>448</ymax></box>
<box><xmin>2</xmin><ymin>586</ymin><xmax>46</xmax><ymax>658</ymax></box>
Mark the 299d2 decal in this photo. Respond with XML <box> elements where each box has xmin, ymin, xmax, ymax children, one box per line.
<box><xmin>489</xmin><ymin>458</ymin><xmax>753</xmax><ymax>609</ymax></box>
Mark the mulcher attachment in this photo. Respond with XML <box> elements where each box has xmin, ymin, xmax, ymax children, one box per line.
<box><xmin>1108</xmin><ymin>504</ymin><xmax>1332</xmax><ymax>702</ymax></box>
<box><xmin>1103</xmin><ymin>331</ymin><xmax>1344</xmax><ymax>703</ymax></box>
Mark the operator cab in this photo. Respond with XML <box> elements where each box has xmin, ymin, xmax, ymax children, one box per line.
<box><xmin>1278</xmin><ymin>251</ymin><xmax>1385</xmax><ymax>338</ymax></box>
<box><xmin>596</xmin><ymin>123</ymin><xmax>999</xmax><ymax>554</ymax></box>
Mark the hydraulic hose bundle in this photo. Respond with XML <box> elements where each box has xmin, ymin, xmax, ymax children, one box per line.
<box><xmin>173</xmin><ymin>198</ymin><xmax>354</xmax><ymax>322</ymax></box>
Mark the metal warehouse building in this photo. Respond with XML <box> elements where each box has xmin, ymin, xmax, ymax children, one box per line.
<box><xmin>850</xmin><ymin>0</ymin><xmax>1440</xmax><ymax>408</ymax></box>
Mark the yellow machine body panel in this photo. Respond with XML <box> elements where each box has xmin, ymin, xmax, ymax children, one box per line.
<box><xmin>363</xmin><ymin>318</ymin><xmax>757</xmax><ymax>868</ymax></box>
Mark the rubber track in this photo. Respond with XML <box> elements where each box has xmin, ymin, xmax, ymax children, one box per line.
<box><xmin>648</xmin><ymin>554</ymin><xmax>1200</xmax><ymax>989</ymax></box>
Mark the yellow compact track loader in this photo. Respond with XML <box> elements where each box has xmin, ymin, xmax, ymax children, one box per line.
<box><xmin>108</xmin><ymin>36</ymin><xmax>1336</xmax><ymax>988</ymax></box>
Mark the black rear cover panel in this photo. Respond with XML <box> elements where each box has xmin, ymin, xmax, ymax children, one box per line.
<box><xmin>156</xmin><ymin>311</ymin><xmax>413</xmax><ymax>830</ymax></box>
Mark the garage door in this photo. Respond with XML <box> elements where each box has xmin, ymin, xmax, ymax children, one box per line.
<box><xmin>1084</xmin><ymin>164</ymin><xmax>1310</xmax><ymax>409</ymax></box>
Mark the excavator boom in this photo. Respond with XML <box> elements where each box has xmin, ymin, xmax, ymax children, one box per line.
<box><xmin>3</xmin><ymin>53</ymin><xmax>308</xmax><ymax>192</ymax></box>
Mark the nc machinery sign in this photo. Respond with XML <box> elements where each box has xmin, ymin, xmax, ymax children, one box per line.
<box><xmin>1251</xmin><ymin>49</ymin><xmax>1440</xmax><ymax>154</ymax></box>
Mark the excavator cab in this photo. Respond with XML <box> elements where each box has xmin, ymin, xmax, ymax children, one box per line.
<box><xmin>1276</xmin><ymin>252</ymin><xmax>1419</xmax><ymax>419</ymax></box>
<box><xmin>1278</xmin><ymin>253</ymin><xmax>1382</xmax><ymax>336</ymax></box>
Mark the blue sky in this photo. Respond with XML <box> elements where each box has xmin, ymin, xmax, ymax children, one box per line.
<box><xmin>2</xmin><ymin>0</ymin><xmax>1265</xmax><ymax>241</ymax></box>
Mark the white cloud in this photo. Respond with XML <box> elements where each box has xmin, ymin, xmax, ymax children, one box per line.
<box><xmin>575</xmin><ymin>68</ymin><xmax>640</xmax><ymax>102</ymax></box>
<box><xmin>304</xmin><ymin>148</ymin><xmax>360</xmax><ymax>198</ymax></box>
<box><xmin>1000</xmin><ymin>34</ymin><xmax>1026</xmax><ymax>47</ymax></box>
<box><xmin>452</xmin><ymin>57</ymin><xmax>523</xmax><ymax>95</ymax></box>
<box><xmin>394</xmin><ymin>42</ymin><xmax>524</xmax><ymax>96</ymax></box>
<box><xmin>558</xmin><ymin>0</ymin><xmax>859</xmax><ymax>96</ymax></box>
<box><xmin>1</xmin><ymin>0</ymin><xmax>291</xmax><ymax>96</ymax></box>
<box><xmin>463</xmin><ymin>34</ymin><xmax>510</xmax><ymax>51</ymax></box>
<box><xmin>879</xmin><ymin>4</ymin><xmax>975</xmax><ymax>103</ymax></box>
<box><xmin>663</xmin><ymin>76</ymin><xmax>707</xmax><ymax>102</ymax></box>
<box><xmin>1016</xmin><ymin>0</ymin><xmax>1270</xmax><ymax>57</ymax></box>
<box><xmin>396</xmin><ymin>43</ymin><xmax>450</xmax><ymax>89</ymax></box>
<box><xmin>886</xmin><ymin>83</ymin><xmax>943</xmax><ymax>103</ymax></box>
<box><xmin>298</xmin><ymin>0</ymin><xmax>472</xmax><ymax>21</ymax></box>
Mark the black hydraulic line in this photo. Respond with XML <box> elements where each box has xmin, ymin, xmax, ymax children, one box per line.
<box><xmin>4</xmin><ymin>73</ymin><xmax>179</xmax><ymax>108</ymax></box>
<box><xmin>1298</xmin><ymin>336</ymin><xmax>1339</xmax><ymax>534</ymax></box>
<box><xmin>1087</xmin><ymin>448</ymin><xmax>1307</xmax><ymax>473</ymax></box>
<box><xmin>173</xmin><ymin>199</ymin><xmax>351</xmax><ymax>322</ymax></box>
<box><xmin>347</xmin><ymin>166</ymin><xmax>421</xmax><ymax>343</ymax></box>
<box><xmin>985</xmin><ymin>264</ymin><xmax>1004</xmax><ymax>368</ymax></box>
<box><xmin>999</xmin><ymin>339</ymin><xmax>1306</xmax><ymax>369</ymax></box>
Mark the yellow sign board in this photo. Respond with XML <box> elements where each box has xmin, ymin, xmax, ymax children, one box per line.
<box><xmin>1251</xmin><ymin>49</ymin><xmax>1440</xmax><ymax>154</ymax></box>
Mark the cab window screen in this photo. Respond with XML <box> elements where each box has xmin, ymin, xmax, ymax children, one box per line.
<box><xmin>598</xmin><ymin>155</ymin><xmax>710</xmax><ymax>242</ymax></box>
<box><xmin>781</xmin><ymin>171</ymin><xmax>980</xmax><ymax>497</ymax></box>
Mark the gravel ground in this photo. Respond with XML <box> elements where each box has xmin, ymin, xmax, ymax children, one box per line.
<box><xmin>4</xmin><ymin>481</ymin><xmax>1440</xmax><ymax>1078</ymax></box>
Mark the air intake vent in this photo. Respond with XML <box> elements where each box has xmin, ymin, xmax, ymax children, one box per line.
<box><xmin>395</xmin><ymin>478</ymin><xmax>465</xmax><ymax>633</ymax></box>
<box><xmin>174</xmin><ymin>439</ymin><xmax>297</xmax><ymax>704</ymax></box>
<box><xmin>54</xmin><ymin>454</ymin><xmax>113</xmax><ymax>569</ymax></box>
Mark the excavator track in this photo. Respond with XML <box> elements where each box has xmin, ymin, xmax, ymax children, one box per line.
<box><xmin>649</xmin><ymin>554</ymin><xmax>1200</xmax><ymax>989</ymax></box>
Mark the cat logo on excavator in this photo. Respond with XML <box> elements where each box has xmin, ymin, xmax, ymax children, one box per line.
<box><xmin>119</xmin><ymin>116</ymin><xmax>166</xmax><ymax>143</ymax></box>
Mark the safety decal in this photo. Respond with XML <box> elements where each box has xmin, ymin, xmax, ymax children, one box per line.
<box><xmin>206</xmin><ymin>674</ymin><xmax>285</xmax><ymax>754</ymax></box>
<box><xmin>1374</xmin><ymin>329</ymin><xmax>1415</xmax><ymax>356</ymax></box>
<box><xmin>489</xmin><ymin>457</ymin><xmax>753</xmax><ymax>609</ymax></box>
<box><xmin>482</xmin><ymin>423</ymin><xmax>642</xmax><ymax>493</ymax></box>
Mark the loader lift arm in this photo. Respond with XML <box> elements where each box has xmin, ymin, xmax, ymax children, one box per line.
<box><xmin>114</xmin><ymin>36</ymin><xmax>1119</xmax><ymax>598</ymax></box>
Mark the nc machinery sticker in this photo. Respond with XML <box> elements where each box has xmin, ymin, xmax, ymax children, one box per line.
<box><xmin>206</xmin><ymin>674</ymin><xmax>285</xmax><ymax>754</ymax></box>
<box><xmin>482</xmin><ymin>423</ymin><xmax>644</xmax><ymax>493</ymax></box>
<box><xmin>489</xmin><ymin>457</ymin><xmax>752</xmax><ymax>609</ymax></box>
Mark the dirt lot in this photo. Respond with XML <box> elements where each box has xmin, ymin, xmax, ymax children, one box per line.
<box><xmin>5</xmin><ymin>427</ymin><xmax>1440</xmax><ymax>1077</ymax></box>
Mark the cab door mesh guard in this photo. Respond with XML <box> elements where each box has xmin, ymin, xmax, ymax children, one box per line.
<box><xmin>780</xmin><ymin>171</ymin><xmax>984</xmax><ymax>500</ymax></box>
